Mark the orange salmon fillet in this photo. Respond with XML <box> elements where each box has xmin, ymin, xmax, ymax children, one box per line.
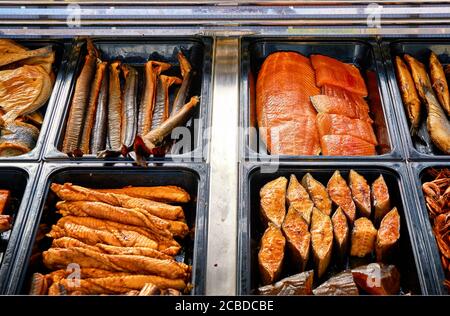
<box><xmin>316</xmin><ymin>113</ymin><xmax>378</xmax><ymax>145</ymax></box>
<box><xmin>257</xmin><ymin>52</ymin><xmax>321</xmax><ymax>155</ymax></box>
<box><xmin>311</xmin><ymin>55</ymin><xmax>368</xmax><ymax>96</ymax></box>
<box><xmin>310</xmin><ymin>95</ymin><xmax>372</xmax><ymax>123</ymax></box>
<box><xmin>320</xmin><ymin>135</ymin><xmax>376</xmax><ymax>156</ymax></box>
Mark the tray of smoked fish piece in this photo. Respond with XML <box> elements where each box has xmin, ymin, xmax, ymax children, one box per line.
<box><xmin>2</xmin><ymin>163</ymin><xmax>208</xmax><ymax>295</ymax></box>
<box><xmin>44</xmin><ymin>37</ymin><xmax>212</xmax><ymax>164</ymax></box>
<box><xmin>237</xmin><ymin>162</ymin><xmax>439</xmax><ymax>295</ymax></box>
<box><xmin>407</xmin><ymin>162</ymin><xmax>450</xmax><ymax>295</ymax></box>
<box><xmin>382</xmin><ymin>40</ymin><xmax>450</xmax><ymax>160</ymax></box>
<box><xmin>0</xmin><ymin>164</ymin><xmax>40</xmax><ymax>293</ymax></box>
<box><xmin>0</xmin><ymin>39</ymin><xmax>68</xmax><ymax>161</ymax></box>
<box><xmin>241</xmin><ymin>38</ymin><xmax>404</xmax><ymax>161</ymax></box>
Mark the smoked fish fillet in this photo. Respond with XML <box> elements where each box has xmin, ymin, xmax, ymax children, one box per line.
<box><xmin>316</xmin><ymin>113</ymin><xmax>377</xmax><ymax>145</ymax></box>
<box><xmin>258</xmin><ymin>223</ymin><xmax>286</xmax><ymax>285</ymax></box>
<box><xmin>50</xmin><ymin>183</ymin><xmax>185</xmax><ymax>220</ymax></box>
<box><xmin>310</xmin><ymin>94</ymin><xmax>372</xmax><ymax>123</ymax></box>
<box><xmin>327</xmin><ymin>170</ymin><xmax>356</xmax><ymax>224</ymax></box>
<box><xmin>260</xmin><ymin>176</ymin><xmax>287</xmax><ymax>227</ymax></box>
<box><xmin>95</xmin><ymin>185</ymin><xmax>190</xmax><ymax>203</ymax></box>
<box><xmin>256</xmin><ymin>52</ymin><xmax>321</xmax><ymax>155</ymax></box>
<box><xmin>43</xmin><ymin>247</ymin><xmax>190</xmax><ymax>280</ymax></box>
<box><xmin>311</xmin><ymin>55</ymin><xmax>368</xmax><ymax>96</ymax></box>
<box><xmin>59</xmin><ymin>275</ymin><xmax>187</xmax><ymax>294</ymax></box>
<box><xmin>321</xmin><ymin>84</ymin><xmax>371</xmax><ymax>119</ymax></box>
<box><xmin>320</xmin><ymin>135</ymin><xmax>376</xmax><ymax>156</ymax></box>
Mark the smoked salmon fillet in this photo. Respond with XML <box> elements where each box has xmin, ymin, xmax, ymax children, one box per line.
<box><xmin>310</xmin><ymin>95</ymin><xmax>372</xmax><ymax>123</ymax></box>
<box><xmin>311</xmin><ymin>55</ymin><xmax>368</xmax><ymax>97</ymax></box>
<box><xmin>316</xmin><ymin>113</ymin><xmax>378</xmax><ymax>145</ymax></box>
<box><xmin>320</xmin><ymin>135</ymin><xmax>376</xmax><ymax>156</ymax></box>
<box><xmin>257</xmin><ymin>52</ymin><xmax>321</xmax><ymax>155</ymax></box>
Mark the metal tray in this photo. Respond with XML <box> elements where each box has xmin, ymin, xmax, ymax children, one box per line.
<box><xmin>382</xmin><ymin>39</ymin><xmax>450</xmax><ymax>161</ymax></box>
<box><xmin>44</xmin><ymin>37</ymin><xmax>213</xmax><ymax>163</ymax></box>
<box><xmin>0</xmin><ymin>39</ymin><xmax>68</xmax><ymax>161</ymax></box>
<box><xmin>3</xmin><ymin>162</ymin><xmax>209</xmax><ymax>295</ymax></box>
<box><xmin>237</xmin><ymin>162</ymin><xmax>434</xmax><ymax>295</ymax></box>
<box><xmin>241</xmin><ymin>39</ymin><xmax>404</xmax><ymax>162</ymax></box>
<box><xmin>407</xmin><ymin>162</ymin><xmax>449</xmax><ymax>295</ymax></box>
<box><xmin>0</xmin><ymin>163</ymin><xmax>40</xmax><ymax>293</ymax></box>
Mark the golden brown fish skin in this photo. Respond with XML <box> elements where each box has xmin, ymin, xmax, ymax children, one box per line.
<box><xmin>282</xmin><ymin>205</ymin><xmax>311</xmax><ymax>272</ymax></box>
<box><xmin>259</xmin><ymin>176</ymin><xmax>288</xmax><ymax>227</ymax></box>
<box><xmin>50</xmin><ymin>183</ymin><xmax>185</xmax><ymax>220</ymax></box>
<box><xmin>349</xmin><ymin>170</ymin><xmax>371</xmax><ymax>218</ymax></box>
<box><xmin>404</xmin><ymin>54</ymin><xmax>433</xmax><ymax>103</ymax></box>
<box><xmin>0</xmin><ymin>121</ymin><xmax>39</xmax><ymax>157</ymax></box>
<box><xmin>310</xmin><ymin>208</ymin><xmax>333</xmax><ymax>279</ymax></box>
<box><xmin>107</xmin><ymin>61</ymin><xmax>123</xmax><ymax>152</ymax></box>
<box><xmin>376</xmin><ymin>207</ymin><xmax>400</xmax><ymax>262</ymax></box>
<box><xmin>312</xmin><ymin>270</ymin><xmax>359</xmax><ymax>296</ymax></box>
<box><xmin>327</xmin><ymin>170</ymin><xmax>356</xmax><ymax>224</ymax></box>
<box><xmin>171</xmin><ymin>52</ymin><xmax>193</xmax><ymax>116</ymax></box>
<box><xmin>79</xmin><ymin>61</ymin><xmax>108</xmax><ymax>155</ymax></box>
<box><xmin>29</xmin><ymin>273</ymin><xmax>48</xmax><ymax>295</ymax></box>
<box><xmin>258</xmin><ymin>270</ymin><xmax>314</xmax><ymax>295</ymax></box>
<box><xmin>139</xmin><ymin>61</ymin><xmax>171</xmax><ymax>135</ymax></box>
<box><xmin>430</xmin><ymin>52</ymin><xmax>450</xmax><ymax>117</ymax></box>
<box><xmin>332</xmin><ymin>207</ymin><xmax>349</xmax><ymax>261</ymax></box>
<box><xmin>372</xmin><ymin>175</ymin><xmax>391</xmax><ymax>226</ymax></box>
<box><xmin>350</xmin><ymin>217</ymin><xmax>377</xmax><ymax>258</ymax></box>
<box><xmin>258</xmin><ymin>223</ymin><xmax>286</xmax><ymax>285</ymax></box>
<box><xmin>152</xmin><ymin>75</ymin><xmax>182</xmax><ymax>131</ymax></box>
<box><xmin>422</xmin><ymin>86</ymin><xmax>450</xmax><ymax>153</ymax></box>
<box><xmin>395</xmin><ymin>56</ymin><xmax>421</xmax><ymax>134</ymax></box>
<box><xmin>0</xmin><ymin>45</ymin><xmax>53</xmax><ymax>68</ymax></box>
<box><xmin>121</xmin><ymin>64</ymin><xmax>138</xmax><ymax>154</ymax></box>
<box><xmin>95</xmin><ymin>185</ymin><xmax>190</xmax><ymax>203</ymax></box>
<box><xmin>302</xmin><ymin>173</ymin><xmax>332</xmax><ymax>216</ymax></box>
<box><xmin>90</xmin><ymin>62</ymin><xmax>109</xmax><ymax>154</ymax></box>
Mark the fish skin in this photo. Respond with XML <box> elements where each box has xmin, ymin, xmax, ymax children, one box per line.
<box><xmin>0</xmin><ymin>45</ymin><xmax>53</xmax><ymax>68</ymax></box>
<box><xmin>332</xmin><ymin>208</ymin><xmax>349</xmax><ymax>262</ymax></box>
<box><xmin>316</xmin><ymin>113</ymin><xmax>377</xmax><ymax>145</ymax></box>
<box><xmin>79</xmin><ymin>61</ymin><xmax>107</xmax><ymax>155</ymax></box>
<box><xmin>394</xmin><ymin>56</ymin><xmax>422</xmax><ymax>134</ymax></box>
<box><xmin>120</xmin><ymin>64</ymin><xmax>138</xmax><ymax>154</ymax></box>
<box><xmin>29</xmin><ymin>273</ymin><xmax>48</xmax><ymax>295</ymax></box>
<box><xmin>62</xmin><ymin>53</ymin><xmax>97</xmax><ymax>154</ymax></box>
<box><xmin>310</xmin><ymin>54</ymin><xmax>368</xmax><ymax>97</ymax></box>
<box><xmin>152</xmin><ymin>75</ymin><xmax>182</xmax><ymax>131</ymax></box>
<box><xmin>310</xmin><ymin>208</ymin><xmax>333</xmax><ymax>279</ymax></box>
<box><xmin>372</xmin><ymin>174</ymin><xmax>391</xmax><ymax>226</ymax></box>
<box><xmin>0</xmin><ymin>120</ymin><xmax>39</xmax><ymax>156</ymax></box>
<box><xmin>282</xmin><ymin>205</ymin><xmax>311</xmax><ymax>272</ymax></box>
<box><xmin>351</xmin><ymin>263</ymin><xmax>400</xmax><ymax>295</ymax></box>
<box><xmin>404</xmin><ymin>54</ymin><xmax>433</xmax><ymax>103</ymax></box>
<box><xmin>422</xmin><ymin>85</ymin><xmax>450</xmax><ymax>153</ymax></box>
<box><xmin>138</xmin><ymin>61</ymin><xmax>171</xmax><ymax>135</ymax></box>
<box><xmin>349</xmin><ymin>170</ymin><xmax>372</xmax><ymax>218</ymax></box>
<box><xmin>302</xmin><ymin>173</ymin><xmax>332</xmax><ymax>216</ymax></box>
<box><xmin>320</xmin><ymin>135</ymin><xmax>376</xmax><ymax>156</ymax></box>
<box><xmin>350</xmin><ymin>217</ymin><xmax>377</xmax><ymax>258</ymax></box>
<box><xmin>376</xmin><ymin>207</ymin><xmax>400</xmax><ymax>262</ymax></box>
<box><xmin>94</xmin><ymin>185</ymin><xmax>190</xmax><ymax>204</ymax></box>
<box><xmin>171</xmin><ymin>52</ymin><xmax>193</xmax><ymax>116</ymax></box>
<box><xmin>429</xmin><ymin>52</ymin><xmax>450</xmax><ymax>117</ymax></box>
<box><xmin>313</xmin><ymin>270</ymin><xmax>359</xmax><ymax>296</ymax></box>
<box><xmin>258</xmin><ymin>270</ymin><xmax>314</xmax><ymax>295</ymax></box>
<box><xmin>260</xmin><ymin>176</ymin><xmax>288</xmax><ymax>227</ymax></box>
<box><xmin>107</xmin><ymin>61</ymin><xmax>123</xmax><ymax>152</ymax></box>
<box><xmin>90</xmin><ymin>62</ymin><xmax>109</xmax><ymax>154</ymax></box>
<box><xmin>257</xmin><ymin>52</ymin><xmax>321</xmax><ymax>155</ymax></box>
<box><xmin>327</xmin><ymin>170</ymin><xmax>356</xmax><ymax>224</ymax></box>
<box><xmin>286</xmin><ymin>174</ymin><xmax>314</xmax><ymax>225</ymax></box>
<box><xmin>258</xmin><ymin>223</ymin><xmax>286</xmax><ymax>285</ymax></box>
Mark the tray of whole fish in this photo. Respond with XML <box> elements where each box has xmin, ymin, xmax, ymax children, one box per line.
<box><xmin>238</xmin><ymin>162</ymin><xmax>438</xmax><ymax>295</ymax></box>
<box><xmin>383</xmin><ymin>40</ymin><xmax>450</xmax><ymax>159</ymax></box>
<box><xmin>2</xmin><ymin>163</ymin><xmax>208</xmax><ymax>295</ymax></box>
<box><xmin>44</xmin><ymin>37</ymin><xmax>212</xmax><ymax>165</ymax></box>
<box><xmin>0</xmin><ymin>39</ymin><xmax>67</xmax><ymax>160</ymax></box>
<box><xmin>242</xmin><ymin>39</ymin><xmax>403</xmax><ymax>161</ymax></box>
<box><xmin>0</xmin><ymin>163</ymin><xmax>39</xmax><ymax>292</ymax></box>
<box><xmin>408</xmin><ymin>162</ymin><xmax>450</xmax><ymax>294</ymax></box>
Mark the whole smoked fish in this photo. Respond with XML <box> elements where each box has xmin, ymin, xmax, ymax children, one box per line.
<box><xmin>107</xmin><ymin>61</ymin><xmax>123</xmax><ymax>152</ymax></box>
<box><xmin>258</xmin><ymin>223</ymin><xmax>286</xmax><ymax>285</ymax></box>
<box><xmin>152</xmin><ymin>75</ymin><xmax>182</xmax><ymax>130</ymax></box>
<box><xmin>121</xmin><ymin>64</ymin><xmax>138</xmax><ymax>155</ymax></box>
<box><xmin>90</xmin><ymin>62</ymin><xmax>109</xmax><ymax>154</ymax></box>
<box><xmin>327</xmin><ymin>170</ymin><xmax>356</xmax><ymax>224</ymax></box>
<box><xmin>260</xmin><ymin>176</ymin><xmax>287</xmax><ymax>227</ymax></box>
<box><xmin>430</xmin><ymin>52</ymin><xmax>450</xmax><ymax>116</ymax></box>
<box><xmin>171</xmin><ymin>52</ymin><xmax>193</xmax><ymax>116</ymax></box>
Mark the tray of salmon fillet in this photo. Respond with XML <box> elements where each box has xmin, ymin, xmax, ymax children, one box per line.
<box><xmin>1</xmin><ymin>163</ymin><xmax>208</xmax><ymax>295</ymax></box>
<box><xmin>383</xmin><ymin>40</ymin><xmax>450</xmax><ymax>159</ymax></box>
<box><xmin>44</xmin><ymin>37</ymin><xmax>212</xmax><ymax>164</ymax></box>
<box><xmin>408</xmin><ymin>163</ymin><xmax>450</xmax><ymax>295</ymax></box>
<box><xmin>238</xmin><ymin>163</ymin><xmax>437</xmax><ymax>295</ymax></box>
<box><xmin>0</xmin><ymin>164</ymin><xmax>39</xmax><ymax>292</ymax></box>
<box><xmin>242</xmin><ymin>39</ymin><xmax>403</xmax><ymax>160</ymax></box>
<box><xmin>0</xmin><ymin>38</ymin><xmax>67</xmax><ymax>160</ymax></box>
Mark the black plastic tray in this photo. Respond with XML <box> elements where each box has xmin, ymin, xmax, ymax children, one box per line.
<box><xmin>44</xmin><ymin>37</ymin><xmax>213</xmax><ymax>163</ymax></box>
<box><xmin>382</xmin><ymin>39</ymin><xmax>450</xmax><ymax>161</ymax></box>
<box><xmin>241</xmin><ymin>39</ymin><xmax>404</xmax><ymax>162</ymax></box>
<box><xmin>408</xmin><ymin>162</ymin><xmax>450</xmax><ymax>295</ymax></box>
<box><xmin>0</xmin><ymin>163</ymin><xmax>40</xmax><ymax>293</ymax></box>
<box><xmin>0</xmin><ymin>39</ymin><xmax>68</xmax><ymax>161</ymax></box>
<box><xmin>237</xmin><ymin>162</ymin><xmax>435</xmax><ymax>295</ymax></box>
<box><xmin>3</xmin><ymin>162</ymin><xmax>209</xmax><ymax>295</ymax></box>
